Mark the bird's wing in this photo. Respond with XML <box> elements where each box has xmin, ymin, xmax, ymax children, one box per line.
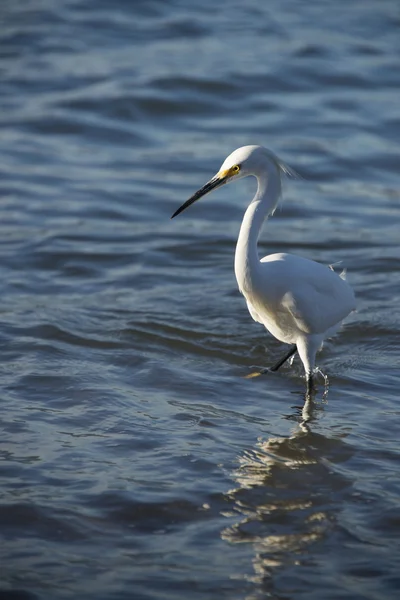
<box><xmin>245</xmin><ymin>299</ymin><xmax>264</xmax><ymax>324</ymax></box>
<box><xmin>281</xmin><ymin>272</ymin><xmax>356</xmax><ymax>335</ymax></box>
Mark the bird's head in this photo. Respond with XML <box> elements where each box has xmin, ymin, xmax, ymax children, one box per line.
<box><xmin>171</xmin><ymin>145</ymin><xmax>296</xmax><ymax>219</ymax></box>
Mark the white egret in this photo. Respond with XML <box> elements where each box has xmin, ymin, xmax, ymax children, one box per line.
<box><xmin>171</xmin><ymin>145</ymin><xmax>356</xmax><ymax>393</ymax></box>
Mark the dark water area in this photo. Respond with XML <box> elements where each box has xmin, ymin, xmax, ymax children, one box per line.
<box><xmin>1</xmin><ymin>0</ymin><xmax>400</xmax><ymax>598</ymax></box>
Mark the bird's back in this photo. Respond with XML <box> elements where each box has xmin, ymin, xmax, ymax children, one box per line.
<box><xmin>243</xmin><ymin>253</ymin><xmax>356</xmax><ymax>341</ymax></box>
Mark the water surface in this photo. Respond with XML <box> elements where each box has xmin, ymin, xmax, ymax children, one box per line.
<box><xmin>1</xmin><ymin>1</ymin><xmax>400</xmax><ymax>598</ymax></box>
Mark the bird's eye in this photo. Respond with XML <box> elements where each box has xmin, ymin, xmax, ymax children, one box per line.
<box><xmin>232</xmin><ymin>165</ymin><xmax>240</xmax><ymax>174</ymax></box>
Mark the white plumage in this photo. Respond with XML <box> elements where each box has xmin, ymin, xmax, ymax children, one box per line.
<box><xmin>172</xmin><ymin>145</ymin><xmax>356</xmax><ymax>393</ymax></box>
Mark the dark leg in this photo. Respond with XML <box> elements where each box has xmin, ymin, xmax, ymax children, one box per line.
<box><xmin>306</xmin><ymin>373</ymin><xmax>315</xmax><ymax>396</ymax></box>
<box><xmin>244</xmin><ymin>344</ymin><xmax>297</xmax><ymax>379</ymax></box>
<box><xmin>269</xmin><ymin>344</ymin><xmax>297</xmax><ymax>372</ymax></box>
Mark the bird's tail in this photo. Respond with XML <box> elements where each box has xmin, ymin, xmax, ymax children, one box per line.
<box><xmin>328</xmin><ymin>261</ymin><xmax>347</xmax><ymax>280</ymax></box>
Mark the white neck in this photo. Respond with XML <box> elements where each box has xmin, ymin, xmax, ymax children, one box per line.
<box><xmin>234</xmin><ymin>161</ymin><xmax>281</xmax><ymax>294</ymax></box>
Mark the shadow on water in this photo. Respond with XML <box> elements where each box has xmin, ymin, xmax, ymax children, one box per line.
<box><xmin>221</xmin><ymin>392</ymin><xmax>355</xmax><ymax>598</ymax></box>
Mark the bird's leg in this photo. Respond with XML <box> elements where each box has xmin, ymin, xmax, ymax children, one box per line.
<box><xmin>269</xmin><ymin>344</ymin><xmax>297</xmax><ymax>372</ymax></box>
<box><xmin>306</xmin><ymin>373</ymin><xmax>315</xmax><ymax>396</ymax></box>
<box><xmin>296</xmin><ymin>336</ymin><xmax>323</xmax><ymax>397</ymax></box>
<box><xmin>244</xmin><ymin>344</ymin><xmax>297</xmax><ymax>378</ymax></box>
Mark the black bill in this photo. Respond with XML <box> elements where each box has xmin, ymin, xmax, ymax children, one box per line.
<box><xmin>171</xmin><ymin>174</ymin><xmax>227</xmax><ymax>219</ymax></box>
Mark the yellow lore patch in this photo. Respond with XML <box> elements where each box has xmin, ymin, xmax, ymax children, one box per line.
<box><xmin>218</xmin><ymin>164</ymin><xmax>240</xmax><ymax>179</ymax></box>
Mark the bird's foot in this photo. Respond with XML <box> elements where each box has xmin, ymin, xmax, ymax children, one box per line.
<box><xmin>244</xmin><ymin>367</ymin><xmax>270</xmax><ymax>379</ymax></box>
<box><xmin>315</xmin><ymin>367</ymin><xmax>329</xmax><ymax>388</ymax></box>
<box><xmin>305</xmin><ymin>368</ymin><xmax>330</xmax><ymax>400</ymax></box>
<box><xmin>315</xmin><ymin>367</ymin><xmax>330</xmax><ymax>401</ymax></box>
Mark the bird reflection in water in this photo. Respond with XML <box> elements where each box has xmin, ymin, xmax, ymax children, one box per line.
<box><xmin>221</xmin><ymin>396</ymin><xmax>353</xmax><ymax>595</ymax></box>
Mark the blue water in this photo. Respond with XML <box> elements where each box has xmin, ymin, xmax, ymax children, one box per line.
<box><xmin>1</xmin><ymin>1</ymin><xmax>400</xmax><ymax>598</ymax></box>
